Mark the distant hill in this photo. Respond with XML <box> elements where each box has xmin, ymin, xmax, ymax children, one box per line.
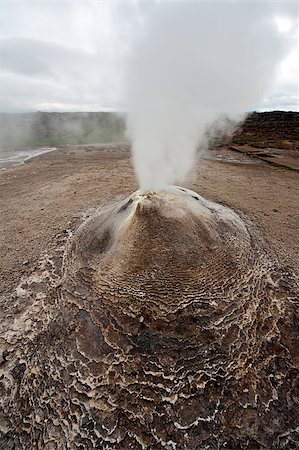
<box><xmin>1</xmin><ymin>110</ymin><xmax>298</xmax><ymax>153</ymax></box>
<box><xmin>0</xmin><ymin>112</ymin><xmax>126</xmax><ymax>151</ymax></box>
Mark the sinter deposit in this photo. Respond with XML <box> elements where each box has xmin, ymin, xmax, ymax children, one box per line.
<box><xmin>0</xmin><ymin>187</ymin><xmax>298</xmax><ymax>449</ymax></box>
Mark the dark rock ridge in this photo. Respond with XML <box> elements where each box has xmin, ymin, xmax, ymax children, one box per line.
<box><xmin>0</xmin><ymin>187</ymin><xmax>298</xmax><ymax>449</ymax></box>
<box><xmin>233</xmin><ymin>111</ymin><xmax>299</xmax><ymax>150</ymax></box>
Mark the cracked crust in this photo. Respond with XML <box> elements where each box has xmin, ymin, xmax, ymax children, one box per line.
<box><xmin>0</xmin><ymin>187</ymin><xmax>298</xmax><ymax>449</ymax></box>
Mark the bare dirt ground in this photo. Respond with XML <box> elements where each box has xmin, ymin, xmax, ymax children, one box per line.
<box><xmin>0</xmin><ymin>143</ymin><xmax>298</xmax><ymax>294</ymax></box>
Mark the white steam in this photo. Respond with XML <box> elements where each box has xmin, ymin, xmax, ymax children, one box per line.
<box><xmin>125</xmin><ymin>1</ymin><xmax>295</xmax><ymax>190</ymax></box>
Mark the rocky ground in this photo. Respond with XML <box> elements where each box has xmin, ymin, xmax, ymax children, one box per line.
<box><xmin>0</xmin><ymin>142</ymin><xmax>298</xmax><ymax>294</ymax></box>
<box><xmin>230</xmin><ymin>111</ymin><xmax>299</xmax><ymax>170</ymax></box>
<box><xmin>232</xmin><ymin>111</ymin><xmax>299</xmax><ymax>150</ymax></box>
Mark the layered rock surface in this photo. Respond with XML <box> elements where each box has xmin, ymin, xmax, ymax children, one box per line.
<box><xmin>0</xmin><ymin>187</ymin><xmax>298</xmax><ymax>449</ymax></box>
<box><xmin>232</xmin><ymin>111</ymin><xmax>299</xmax><ymax>150</ymax></box>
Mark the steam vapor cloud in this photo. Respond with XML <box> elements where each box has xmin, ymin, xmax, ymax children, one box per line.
<box><xmin>125</xmin><ymin>1</ymin><xmax>296</xmax><ymax>190</ymax></box>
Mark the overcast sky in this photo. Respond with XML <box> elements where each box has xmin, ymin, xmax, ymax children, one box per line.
<box><xmin>0</xmin><ymin>0</ymin><xmax>298</xmax><ymax>113</ymax></box>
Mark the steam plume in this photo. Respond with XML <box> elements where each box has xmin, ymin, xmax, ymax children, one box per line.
<box><xmin>125</xmin><ymin>1</ymin><xmax>295</xmax><ymax>190</ymax></box>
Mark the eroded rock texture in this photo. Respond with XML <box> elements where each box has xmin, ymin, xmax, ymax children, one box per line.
<box><xmin>0</xmin><ymin>187</ymin><xmax>298</xmax><ymax>449</ymax></box>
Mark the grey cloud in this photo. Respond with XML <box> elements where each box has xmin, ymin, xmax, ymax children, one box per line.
<box><xmin>0</xmin><ymin>36</ymin><xmax>124</xmax><ymax>111</ymax></box>
<box><xmin>0</xmin><ymin>38</ymin><xmax>95</xmax><ymax>80</ymax></box>
<box><xmin>0</xmin><ymin>0</ymin><xmax>297</xmax><ymax>113</ymax></box>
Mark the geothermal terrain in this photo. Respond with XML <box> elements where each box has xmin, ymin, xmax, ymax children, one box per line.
<box><xmin>0</xmin><ymin>112</ymin><xmax>298</xmax><ymax>294</ymax></box>
<box><xmin>0</xmin><ymin>112</ymin><xmax>298</xmax><ymax>448</ymax></box>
